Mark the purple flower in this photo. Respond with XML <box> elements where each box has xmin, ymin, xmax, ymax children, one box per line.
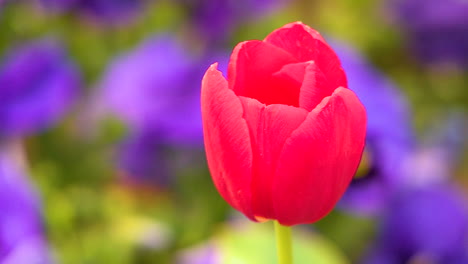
<box><xmin>0</xmin><ymin>152</ymin><xmax>52</xmax><ymax>263</ymax></box>
<box><xmin>403</xmin><ymin>113</ymin><xmax>467</xmax><ymax>186</ymax></box>
<box><xmin>178</xmin><ymin>0</ymin><xmax>285</xmax><ymax>41</ymax></box>
<box><xmin>98</xmin><ymin>35</ymin><xmax>227</xmax><ymax>185</ymax></box>
<box><xmin>118</xmin><ymin>129</ymin><xmax>171</xmax><ymax>186</ymax></box>
<box><xmin>99</xmin><ymin>35</ymin><xmax>203</xmax><ymax>143</ymax></box>
<box><xmin>364</xmin><ymin>185</ymin><xmax>468</xmax><ymax>264</ymax></box>
<box><xmin>39</xmin><ymin>0</ymin><xmax>142</xmax><ymax>25</ymax></box>
<box><xmin>177</xmin><ymin>242</ymin><xmax>219</xmax><ymax>264</ymax></box>
<box><xmin>0</xmin><ymin>39</ymin><xmax>80</xmax><ymax>138</ymax></box>
<box><xmin>390</xmin><ymin>0</ymin><xmax>468</xmax><ymax>68</ymax></box>
<box><xmin>330</xmin><ymin>41</ymin><xmax>415</xmax><ymax>215</ymax></box>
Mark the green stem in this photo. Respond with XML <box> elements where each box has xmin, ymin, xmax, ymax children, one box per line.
<box><xmin>274</xmin><ymin>221</ymin><xmax>293</xmax><ymax>264</ymax></box>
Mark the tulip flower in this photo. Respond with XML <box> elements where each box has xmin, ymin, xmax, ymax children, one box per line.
<box><xmin>201</xmin><ymin>30</ymin><xmax>361</xmax><ymax>264</ymax></box>
<box><xmin>201</xmin><ymin>21</ymin><xmax>366</xmax><ymax>227</ymax></box>
<box><xmin>202</xmin><ymin>22</ymin><xmax>366</xmax><ymax>263</ymax></box>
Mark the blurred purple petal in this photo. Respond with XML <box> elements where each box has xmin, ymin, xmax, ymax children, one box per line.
<box><xmin>0</xmin><ymin>39</ymin><xmax>80</xmax><ymax>137</ymax></box>
<box><xmin>98</xmin><ymin>35</ymin><xmax>204</xmax><ymax>145</ymax></box>
<box><xmin>178</xmin><ymin>0</ymin><xmax>286</xmax><ymax>41</ymax></box>
<box><xmin>119</xmin><ymin>129</ymin><xmax>171</xmax><ymax>186</ymax></box>
<box><xmin>390</xmin><ymin>0</ymin><xmax>468</xmax><ymax>68</ymax></box>
<box><xmin>403</xmin><ymin>113</ymin><xmax>468</xmax><ymax>186</ymax></box>
<box><xmin>177</xmin><ymin>242</ymin><xmax>219</xmax><ymax>264</ymax></box>
<box><xmin>39</xmin><ymin>0</ymin><xmax>142</xmax><ymax>25</ymax></box>
<box><xmin>0</xmin><ymin>152</ymin><xmax>52</xmax><ymax>263</ymax></box>
<box><xmin>98</xmin><ymin>35</ymin><xmax>229</xmax><ymax>184</ymax></box>
<box><xmin>39</xmin><ymin>0</ymin><xmax>78</xmax><ymax>10</ymax></box>
<box><xmin>364</xmin><ymin>185</ymin><xmax>468</xmax><ymax>264</ymax></box>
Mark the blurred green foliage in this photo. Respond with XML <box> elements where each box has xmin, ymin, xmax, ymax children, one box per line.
<box><xmin>1</xmin><ymin>0</ymin><xmax>466</xmax><ymax>263</ymax></box>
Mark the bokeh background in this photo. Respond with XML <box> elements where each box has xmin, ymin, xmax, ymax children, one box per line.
<box><xmin>0</xmin><ymin>0</ymin><xmax>467</xmax><ymax>263</ymax></box>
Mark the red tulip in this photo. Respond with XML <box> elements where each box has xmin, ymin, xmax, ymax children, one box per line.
<box><xmin>201</xmin><ymin>22</ymin><xmax>367</xmax><ymax>226</ymax></box>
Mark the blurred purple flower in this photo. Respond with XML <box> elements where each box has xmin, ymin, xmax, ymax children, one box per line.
<box><xmin>0</xmin><ymin>39</ymin><xmax>80</xmax><ymax>138</ymax></box>
<box><xmin>364</xmin><ymin>185</ymin><xmax>468</xmax><ymax>264</ymax></box>
<box><xmin>118</xmin><ymin>129</ymin><xmax>170</xmax><ymax>185</ymax></box>
<box><xmin>178</xmin><ymin>0</ymin><xmax>285</xmax><ymax>41</ymax></box>
<box><xmin>403</xmin><ymin>113</ymin><xmax>467</xmax><ymax>186</ymax></box>
<box><xmin>390</xmin><ymin>0</ymin><xmax>468</xmax><ymax>68</ymax></box>
<box><xmin>99</xmin><ymin>35</ymin><xmax>203</xmax><ymax>144</ymax></box>
<box><xmin>98</xmin><ymin>35</ymin><xmax>228</xmax><ymax>185</ymax></box>
<box><xmin>177</xmin><ymin>242</ymin><xmax>219</xmax><ymax>264</ymax></box>
<box><xmin>330</xmin><ymin>41</ymin><xmax>415</xmax><ymax>215</ymax></box>
<box><xmin>0</xmin><ymin>153</ymin><xmax>52</xmax><ymax>264</ymax></box>
<box><xmin>39</xmin><ymin>0</ymin><xmax>142</xmax><ymax>25</ymax></box>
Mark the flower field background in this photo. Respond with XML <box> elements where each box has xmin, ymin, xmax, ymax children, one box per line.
<box><xmin>0</xmin><ymin>0</ymin><xmax>467</xmax><ymax>263</ymax></box>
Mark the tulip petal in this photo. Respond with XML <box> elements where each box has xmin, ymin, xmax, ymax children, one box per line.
<box><xmin>272</xmin><ymin>61</ymin><xmax>308</xmax><ymax>84</ymax></box>
<box><xmin>299</xmin><ymin>62</ymin><xmax>336</xmax><ymax>111</ymax></box>
<box><xmin>228</xmin><ymin>40</ymin><xmax>299</xmax><ymax>105</ymax></box>
<box><xmin>269</xmin><ymin>61</ymin><xmax>309</xmax><ymax>107</ymax></box>
<box><xmin>264</xmin><ymin>22</ymin><xmax>325</xmax><ymax>61</ymax></box>
<box><xmin>239</xmin><ymin>97</ymin><xmax>308</xmax><ymax>220</ymax></box>
<box><xmin>315</xmin><ymin>40</ymin><xmax>348</xmax><ymax>91</ymax></box>
<box><xmin>270</xmin><ymin>61</ymin><xmax>339</xmax><ymax>111</ymax></box>
<box><xmin>273</xmin><ymin>88</ymin><xmax>366</xmax><ymax>225</ymax></box>
<box><xmin>264</xmin><ymin>22</ymin><xmax>347</xmax><ymax>90</ymax></box>
<box><xmin>201</xmin><ymin>63</ymin><xmax>255</xmax><ymax>220</ymax></box>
